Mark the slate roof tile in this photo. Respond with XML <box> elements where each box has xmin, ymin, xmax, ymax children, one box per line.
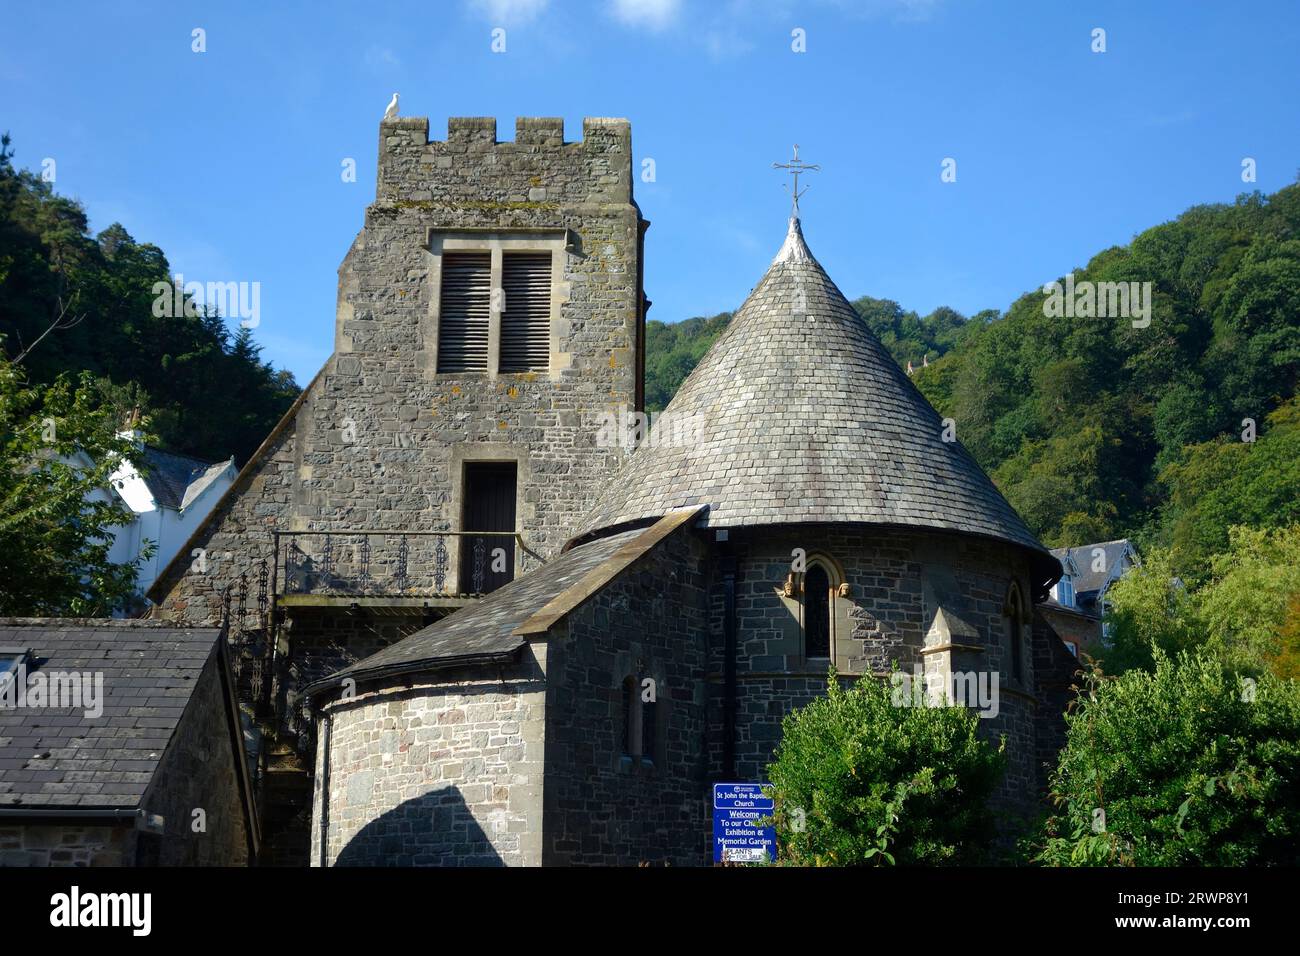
<box><xmin>576</xmin><ymin>216</ymin><xmax>1058</xmax><ymax>584</ymax></box>
<box><xmin>306</xmin><ymin>528</ymin><xmax>646</xmax><ymax>692</ymax></box>
<box><xmin>0</xmin><ymin>620</ymin><xmax>221</xmax><ymax>811</ymax></box>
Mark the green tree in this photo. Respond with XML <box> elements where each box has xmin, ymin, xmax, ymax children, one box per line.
<box><xmin>0</xmin><ymin>133</ymin><xmax>299</xmax><ymax>465</ymax></box>
<box><xmin>1104</xmin><ymin>525</ymin><xmax>1300</xmax><ymax>675</ymax></box>
<box><xmin>0</xmin><ymin>352</ymin><xmax>150</xmax><ymax>615</ymax></box>
<box><xmin>1159</xmin><ymin>397</ymin><xmax>1300</xmax><ymax>578</ymax></box>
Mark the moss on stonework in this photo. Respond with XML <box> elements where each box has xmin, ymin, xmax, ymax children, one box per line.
<box><xmin>376</xmin><ymin>199</ymin><xmax>561</xmax><ymax>213</ymax></box>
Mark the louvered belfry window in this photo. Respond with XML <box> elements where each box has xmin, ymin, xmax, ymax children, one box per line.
<box><xmin>436</xmin><ymin>252</ymin><xmax>492</xmax><ymax>373</ymax></box>
<box><xmin>500</xmin><ymin>252</ymin><xmax>552</xmax><ymax>372</ymax></box>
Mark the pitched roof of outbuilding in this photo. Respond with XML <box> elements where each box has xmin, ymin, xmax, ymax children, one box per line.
<box><xmin>0</xmin><ymin>620</ymin><xmax>222</xmax><ymax>810</ymax></box>
<box><xmin>577</xmin><ymin>216</ymin><xmax>1057</xmax><ymax>581</ymax></box>
<box><xmin>304</xmin><ymin>525</ymin><xmax>659</xmax><ymax>697</ymax></box>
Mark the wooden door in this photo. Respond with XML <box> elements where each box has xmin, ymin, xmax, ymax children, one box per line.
<box><xmin>461</xmin><ymin>462</ymin><xmax>517</xmax><ymax>594</ymax></box>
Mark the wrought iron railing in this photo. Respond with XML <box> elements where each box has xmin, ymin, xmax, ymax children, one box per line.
<box><xmin>219</xmin><ymin>562</ymin><xmax>270</xmax><ymax>701</ymax></box>
<box><xmin>216</xmin><ymin>530</ymin><xmax>545</xmax><ymax>762</ymax></box>
<box><xmin>271</xmin><ymin>529</ymin><xmax>542</xmax><ymax>599</ymax></box>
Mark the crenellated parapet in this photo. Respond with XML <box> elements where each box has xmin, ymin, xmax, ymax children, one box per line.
<box><xmin>376</xmin><ymin>115</ymin><xmax>633</xmax><ymax>206</ymax></box>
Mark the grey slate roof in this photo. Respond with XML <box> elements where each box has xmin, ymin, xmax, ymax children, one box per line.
<box><xmin>1049</xmin><ymin>539</ymin><xmax>1137</xmax><ymax>596</ymax></box>
<box><xmin>305</xmin><ymin>528</ymin><xmax>646</xmax><ymax>695</ymax></box>
<box><xmin>140</xmin><ymin>446</ymin><xmax>227</xmax><ymax>511</ymax></box>
<box><xmin>0</xmin><ymin>620</ymin><xmax>221</xmax><ymax>810</ymax></box>
<box><xmin>579</xmin><ymin>216</ymin><xmax>1057</xmax><ymax>578</ymax></box>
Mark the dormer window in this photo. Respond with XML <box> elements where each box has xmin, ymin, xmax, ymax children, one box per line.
<box><xmin>1055</xmin><ymin>573</ymin><xmax>1074</xmax><ymax>608</ymax></box>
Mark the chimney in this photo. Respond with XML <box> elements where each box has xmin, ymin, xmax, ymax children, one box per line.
<box><xmin>118</xmin><ymin>406</ymin><xmax>145</xmax><ymax>447</ymax></box>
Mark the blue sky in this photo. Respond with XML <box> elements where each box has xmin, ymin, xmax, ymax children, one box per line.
<box><xmin>3</xmin><ymin>0</ymin><xmax>1298</xmax><ymax>384</ymax></box>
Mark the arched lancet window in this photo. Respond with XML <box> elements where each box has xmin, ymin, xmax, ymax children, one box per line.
<box><xmin>621</xmin><ymin>674</ymin><xmax>655</xmax><ymax>765</ymax></box>
<box><xmin>641</xmin><ymin>696</ymin><xmax>657</xmax><ymax>762</ymax></box>
<box><xmin>1003</xmin><ymin>583</ymin><xmax>1026</xmax><ymax>683</ymax></box>
<box><xmin>622</xmin><ymin>676</ymin><xmax>640</xmax><ymax>757</ymax></box>
<box><xmin>803</xmin><ymin>563</ymin><xmax>832</xmax><ymax>659</ymax></box>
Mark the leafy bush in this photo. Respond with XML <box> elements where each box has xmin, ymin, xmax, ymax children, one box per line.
<box><xmin>766</xmin><ymin>671</ymin><xmax>1005</xmax><ymax>865</ymax></box>
<box><xmin>1035</xmin><ymin>652</ymin><xmax>1300</xmax><ymax>866</ymax></box>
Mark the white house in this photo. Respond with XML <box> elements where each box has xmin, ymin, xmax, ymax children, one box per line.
<box><xmin>104</xmin><ymin>429</ymin><xmax>236</xmax><ymax>602</ymax></box>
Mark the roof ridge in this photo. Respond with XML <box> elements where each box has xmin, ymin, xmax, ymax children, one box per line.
<box><xmin>143</xmin><ymin>444</ymin><xmax>220</xmax><ymax>469</ymax></box>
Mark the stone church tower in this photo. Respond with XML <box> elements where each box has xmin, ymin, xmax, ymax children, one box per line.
<box><xmin>148</xmin><ymin>115</ymin><xmax>648</xmax><ymax>863</ymax></box>
<box><xmin>304</xmin><ymin>212</ymin><xmax>1076</xmax><ymax>866</ymax></box>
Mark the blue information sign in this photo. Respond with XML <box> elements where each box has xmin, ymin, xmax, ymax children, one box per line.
<box><xmin>712</xmin><ymin>782</ymin><xmax>776</xmax><ymax>863</ymax></box>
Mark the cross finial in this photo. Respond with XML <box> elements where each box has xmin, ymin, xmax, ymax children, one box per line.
<box><xmin>772</xmin><ymin>144</ymin><xmax>820</xmax><ymax>216</ymax></box>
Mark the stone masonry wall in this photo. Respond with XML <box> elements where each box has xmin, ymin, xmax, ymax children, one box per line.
<box><xmin>150</xmin><ymin>116</ymin><xmax>644</xmax><ymax>865</ymax></box>
<box><xmin>313</xmin><ymin>650</ymin><xmax>547</xmax><ymax>866</ymax></box>
<box><xmin>154</xmin><ymin>114</ymin><xmax>643</xmax><ymax>618</ymax></box>
<box><xmin>281</xmin><ymin>609</ymin><xmax>429</xmax><ymax>729</ymax></box>
<box><xmin>141</xmin><ymin>649</ymin><xmax>251</xmax><ymax>866</ymax></box>
<box><xmin>0</xmin><ymin>823</ymin><xmax>131</xmax><ymax>866</ymax></box>
<box><xmin>328</xmin><ymin>115</ymin><xmax>642</xmax><ymax>560</ymax></box>
<box><xmin>705</xmin><ymin>525</ymin><xmax>1043</xmax><ymax>823</ymax></box>
<box><xmin>1032</xmin><ymin>609</ymin><xmax>1083</xmax><ymax>796</ymax></box>
<box><xmin>542</xmin><ymin>527</ymin><xmax>712</xmax><ymax>865</ymax></box>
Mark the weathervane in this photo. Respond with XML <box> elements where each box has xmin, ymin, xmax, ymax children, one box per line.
<box><xmin>772</xmin><ymin>144</ymin><xmax>820</xmax><ymax>215</ymax></box>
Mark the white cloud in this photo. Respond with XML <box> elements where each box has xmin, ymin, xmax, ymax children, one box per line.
<box><xmin>467</xmin><ymin>0</ymin><xmax>549</xmax><ymax>24</ymax></box>
<box><xmin>609</xmin><ymin>0</ymin><xmax>682</xmax><ymax>31</ymax></box>
<box><xmin>702</xmin><ymin>29</ymin><xmax>755</xmax><ymax>59</ymax></box>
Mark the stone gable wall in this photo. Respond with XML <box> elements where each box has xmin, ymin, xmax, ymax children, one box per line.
<box><xmin>542</xmin><ymin>528</ymin><xmax>712</xmax><ymax>865</ymax></box>
<box><xmin>142</xmin><ymin>650</ymin><xmax>252</xmax><ymax>865</ymax></box>
<box><xmin>154</xmin><ymin>115</ymin><xmax>643</xmax><ymax>621</ymax></box>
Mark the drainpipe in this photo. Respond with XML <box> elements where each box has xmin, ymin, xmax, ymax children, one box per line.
<box><xmin>720</xmin><ymin>554</ymin><xmax>738</xmax><ymax>780</ymax></box>
<box><xmin>317</xmin><ymin>711</ymin><xmax>331</xmax><ymax>867</ymax></box>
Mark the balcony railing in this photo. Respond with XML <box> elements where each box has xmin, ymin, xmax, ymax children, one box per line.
<box><xmin>270</xmin><ymin>529</ymin><xmax>543</xmax><ymax>600</ymax></box>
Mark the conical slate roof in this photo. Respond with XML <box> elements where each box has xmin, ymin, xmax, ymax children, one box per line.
<box><xmin>579</xmin><ymin>216</ymin><xmax>1056</xmax><ymax>575</ymax></box>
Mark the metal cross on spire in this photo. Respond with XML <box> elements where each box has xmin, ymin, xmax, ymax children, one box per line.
<box><xmin>772</xmin><ymin>144</ymin><xmax>820</xmax><ymax>215</ymax></box>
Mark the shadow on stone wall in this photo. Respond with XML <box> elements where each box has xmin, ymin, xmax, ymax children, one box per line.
<box><xmin>335</xmin><ymin>786</ymin><xmax>503</xmax><ymax>866</ymax></box>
